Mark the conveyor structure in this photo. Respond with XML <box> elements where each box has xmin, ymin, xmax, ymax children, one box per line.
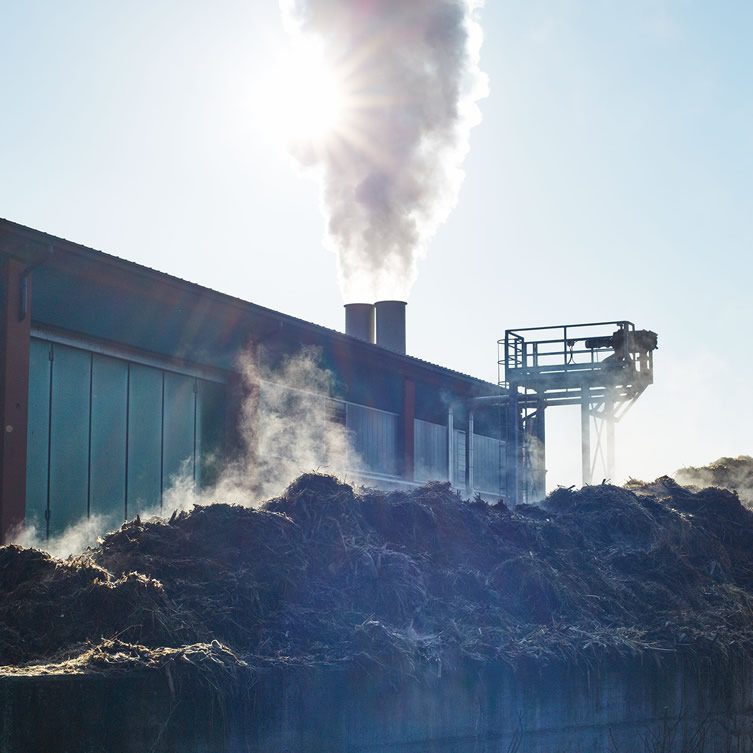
<box><xmin>500</xmin><ymin>321</ymin><xmax>657</xmax><ymax>500</ymax></box>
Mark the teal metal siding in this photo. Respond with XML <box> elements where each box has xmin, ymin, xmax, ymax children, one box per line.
<box><xmin>162</xmin><ymin>371</ymin><xmax>196</xmax><ymax>491</ymax></box>
<box><xmin>126</xmin><ymin>363</ymin><xmax>164</xmax><ymax>516</ymax></box>
<box><xmin>90</xmin><ymin>354</ymin><xmax>128</xmax><ymax>519</ymax></box>
<box><xmin>196</xmin><ymin>380</ymin><xmax>225</xmax><ymax>488</ymax></box>
<box><xmin>48</xmin><ymin>345</ymin><xmax>90</xmax><ymax>536</ymax></box>
<box><xmin>26</xmin><ymin>337</ymin><xmax>226</xmax><ymax>536</ymax></box>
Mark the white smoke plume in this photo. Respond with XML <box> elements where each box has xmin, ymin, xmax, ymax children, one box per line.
<box><xmin>281</xmin><ymin>0</ymin><xmax>488</xmax><ymax>302</ymax></box>
<box><xmin>10</xmin><ymin>350</ymin><xmax>358</xmax><ymax>558</ymax></box>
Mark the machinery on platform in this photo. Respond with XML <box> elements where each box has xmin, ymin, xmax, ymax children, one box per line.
<box><xmin>500</xmin><ymin>321</ymin><xmax>658</xmax><ymax>503</ymax></box>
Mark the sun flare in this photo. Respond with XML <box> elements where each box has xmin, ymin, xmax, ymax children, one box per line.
<box><xmin>266</xmin><ymin>40</ymin><xmax>349</xmax><ymax>146</ymax></box>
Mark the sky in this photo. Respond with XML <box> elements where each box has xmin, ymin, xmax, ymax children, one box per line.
<box><xmin>1</xmin><ymin>1</ymin><xmax>751</xmax><ymax>490</ymax></box>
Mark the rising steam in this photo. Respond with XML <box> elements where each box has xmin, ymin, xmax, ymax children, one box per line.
<box><xmin>12</xmin><ymin>350</ymin><xmax>358</xmax><ymax>558</ymax></box>
<box><xmin>281</xmin><ymin>0</ymin><xmax>488</xmax><ymax>302</ymax></box>
<box><xmin>198</xmin><ymin>348</ymin><xmax>357</xmax><ymax>504</ymax></box>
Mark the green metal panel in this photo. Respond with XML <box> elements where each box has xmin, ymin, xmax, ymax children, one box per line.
<box><xmin>25</xmin><ymin>332</ymin><xmax>229</xmax><ymax>534</ymax></box>
<box><xmin>196</xmin><ymin>379</ymin><xmax>225</xmax><ymax>488</ymax></box>
<box><xmin>162</xmin><ymin>371</ymin><xmax>196</xmax><ymax>492</ymax></box>
<box><xmin>48</xmin><ymin>344</ymin><xmax>91</xmax><ymax>536</ymax></box>
<box><xmin>26</xmin><ymin>339</ymin><xmax>52</xmax><ymax>535</ymax></box>
<box><xmin>127</xmin><ymin>363</ymin><xmax>163</xmax><ymax>516</ymax></box>
<box><xmin>90</xmin><ymin>354</ymin><xmax>128</xmax><ymax>520</ymax></box>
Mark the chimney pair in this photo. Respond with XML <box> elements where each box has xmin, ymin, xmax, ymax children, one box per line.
<box><xmin>345</xmin><ymin>301</ymin><xmax>406</xmax><ymax>355</ymax></box>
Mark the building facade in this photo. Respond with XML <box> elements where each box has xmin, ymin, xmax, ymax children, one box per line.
<box><xmin>0</xmin><ymin>220</ymin><xmax>529</xmax><ymax>542</ymax></box>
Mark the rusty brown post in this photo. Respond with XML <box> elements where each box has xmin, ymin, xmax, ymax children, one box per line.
<box><xmin>0</xmin><ymin>258</ymin><xmax>32</xmax><ymax>542</ymax></box>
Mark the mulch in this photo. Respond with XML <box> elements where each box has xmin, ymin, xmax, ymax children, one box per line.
<box><xmin>2</xmin><ymin>473</ymin><xmax>753</xmax><ymax>676</ymax></box>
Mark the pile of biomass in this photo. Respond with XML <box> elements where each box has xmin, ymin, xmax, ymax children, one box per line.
<box><xmin>3</xmin><ymin>474</ymin><xmax>753</xmax><ymax>676</ymax></box>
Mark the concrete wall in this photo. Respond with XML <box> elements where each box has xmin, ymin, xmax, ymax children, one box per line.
<box><xmin>1</xmin><ymin>657</ymin><xmax>752</xmax><ymax>753</ymax></box>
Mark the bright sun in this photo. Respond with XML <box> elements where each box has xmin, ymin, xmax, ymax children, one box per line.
<box><xmin>266</xmin><ymin>40</ymin><xmax>348</xmax><ymax>146</ymax></box>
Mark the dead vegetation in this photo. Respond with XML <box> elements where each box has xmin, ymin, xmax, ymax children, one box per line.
<box><xmin>2</xmin><ymin>473</ymin><xmax>753</xmax><ymax>677</ymax></box>
<box><xmin>674</xmin><ymin>456</ymin><xmax>753</xmax><ymax>506</ymax></box>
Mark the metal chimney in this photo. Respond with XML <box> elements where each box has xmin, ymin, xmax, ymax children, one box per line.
<box><xmin>344</xmin><ymin>303</ymin><xmax>375</xmax><ymax>343</ymax></box>
<box><xmin>375</xmin><ymin>300</ymin><xmax>406</xmax><ymax>354</ymax></box>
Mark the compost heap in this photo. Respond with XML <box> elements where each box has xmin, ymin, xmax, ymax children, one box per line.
<box><xmin>675</xmin><ymin>455</ymin><xmax>753</xmax><ymax>506</ymax></box>
<box><xmin>2</xmin><ymin>474</ymin><xmax>753</xmax><ymax>679</ymax></box>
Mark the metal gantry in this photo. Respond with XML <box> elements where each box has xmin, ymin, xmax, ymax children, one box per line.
<box><xmin>499</xmin><ymin>321</ymin><xmax>657</xmax><ymax>500</ymax></box>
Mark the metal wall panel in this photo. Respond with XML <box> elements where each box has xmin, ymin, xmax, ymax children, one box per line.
<box><xmin>26</xmin><ymin>339</ymin><xmax>51</xmax><ymax>535</ymax></box>
<box><xmin>27</xmin><ymin>336</ymin><xmax>227</xmax><ymax>535</ymax></box>
<box><xmin>454</xmin><ymin>430</ymin><xmax>467</xmax><ymax>489</ymax></box>
<box><xmin>162</xmin><ymin>371</ymin><xmax>197</xmax><ymax>489</ymax></box>
<box><xmin>196</xmin><ymin>380</ymin><xmax>225</xmax><ymax>488</ymax></box>
<box><xmin>48</xmin><ymin>344</ymin><xmax>91</xmax><ymax>535</ymax></box>
<box><xmin>127</xmin><ymin>364</ymin><xmax>163</xmax><ymax>515</ymax></box>
<box><xmin>474</xmin><ymin>434</ymin><xmax>504</xmax><ymax>495</ymax></box>
<box><xmin>414</xmin><ymin>419</ymin><xmax>447</xmax><ymax>482</ymax></box>
<box><xmin>90</xmin><ymin>354</ymin><xmax>128</xmax><ymax>519</ymax></box>
<box><xmin>347</xmin><ymin>403</ymin><xmax>398</xmax><ymax>476</ymax></box>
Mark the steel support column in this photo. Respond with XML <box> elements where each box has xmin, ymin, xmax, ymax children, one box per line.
<box><xmin>466</xmin><ymin>411</ymin><xmax>474</xmax><ymax>498</ymax></box>
<box><xmin>606</xmin><ymin>389</ymin><xmax>616</xmax><ymax>481</ymax></box>
<box><xmin>0</xmin><ymin>258</ymin><xmax>32</xmax><ymax>542</ymax></box>
<box><xmin>447</xmin><ymin>407</ymin><xmax>454</xmax><ymax>486</ymax></box>
<box><xmin>581</xmin><ymin>390</ymin><xmax>592</xmax><ymax>486</ymax></box>
<box><xmin>505</xmin><ymin>393</ymin><xmax>520</xmax><ymax>506</ymax></box>
<box><xmin>533</xmin><ymin>398</ymin><xmax>546</xmax><ymax>500</ymax></box>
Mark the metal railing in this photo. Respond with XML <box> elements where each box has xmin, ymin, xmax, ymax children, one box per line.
<box><xmin>500</xmin><ymin>321</ymin><xmax>636</xmax><ymax>382</ymax></box>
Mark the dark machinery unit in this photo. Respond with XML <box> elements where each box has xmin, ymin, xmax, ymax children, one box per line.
<box><xmin>500</xmin><ymin>321</ymin><xmax>657</xmax><ymax>503</ymax></box>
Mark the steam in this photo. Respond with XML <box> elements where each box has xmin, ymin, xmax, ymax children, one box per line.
<box><xmin>281</xmin><ymin>0</ymin><xmax>488</xmax><ymax>302</ymax></box>
<box><xmin>10</xmin><ymin>350</ymin><xmax>358</xmax><ymax>558</ymax></box>
<box><xmin>675</xmin><ymin>456</ymin><xmax>753</xmax><ymax>506</ymax></box>
<box><xmin>11</xmin><ymin>513</ymin><xmax>119</xmax><ymax>560</ymax></box>
<box><xmin>191</xmin><ymin>348</ymin><xmax>358</xmax><ymax>505</ymax></box>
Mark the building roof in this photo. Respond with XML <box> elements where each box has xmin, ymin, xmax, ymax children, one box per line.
<box><xmin>0</xmin><ymin>218</ymin><xmax>503</xmax><ymax>394</ymax></box>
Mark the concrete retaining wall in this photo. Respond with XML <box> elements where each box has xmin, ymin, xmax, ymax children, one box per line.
<box><xmin>1</xmin><ymin>657</ymin><xmax>752</xmax><ymax>752</ymax></box>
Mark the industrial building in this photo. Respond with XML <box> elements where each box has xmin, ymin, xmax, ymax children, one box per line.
<box><xmin>0</xmin><ymin>219</ymin><xmax>656</xmax><ymax>542</ymax></box>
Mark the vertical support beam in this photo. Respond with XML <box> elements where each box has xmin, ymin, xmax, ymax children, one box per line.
<box><xmin>401</xmin><ymin>378</ymin><xmax>415</xmax><ymax>482</ymax></box>
<box><xmin>606</xmin><ymin>389</ymin><xmax>615</xmax><ymax>481</ymax></box>
<box><xmin>466</xmin><ymin>411</ymin><xmax>474</xmax><ymax>498</ymax></box>
<box><xmin>0</xmin><ymin>259</ymin><xmax>32</xmax><ymax>542</ymax></box>
<box><xmin>534</xmin><ymin>398</ymin><xmax>546</xmax><ymax>500</ymax></box>
<box><xmin>581</xmin><ymin>390</ymin><xmax>592</xmax><ymax>486</ymax></box>
<box><xmin>505</xmin><ymin>392</ymin><xmax>520</xmax><ymax>507</ymax></box>
<box><xmin>447</xmin><ymin>407</ymin><xmax>454</xmax><ymax>486</ymax></box>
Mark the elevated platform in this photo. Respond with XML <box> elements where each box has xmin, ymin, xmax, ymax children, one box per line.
<box><xmin>499</xmin><ymin>321</ymin><xmax>658</xmax><ymax>490</ymax></box>
<box><xmin>500</xmin><ymin>321</ymin><xmax>656</xmax><ymax>409</ymax></box>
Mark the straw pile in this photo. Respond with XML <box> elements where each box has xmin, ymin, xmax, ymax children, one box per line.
<box><xmin>2</xmin><ymin>474</ymin><xmax>753</xmax><ymax>676</ymax></box>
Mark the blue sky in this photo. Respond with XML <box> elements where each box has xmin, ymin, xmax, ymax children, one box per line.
<box><xmin>2</xmin><ymin>1</ymin><xmax>751</xmax><ymax>487</ymax></box>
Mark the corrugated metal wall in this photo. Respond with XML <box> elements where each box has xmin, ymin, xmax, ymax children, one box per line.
<box><xmin>413</xmin><ymin>421</ymin><xmax>468</xmax><ymax>489</ymax></box>
<box><xmin>473</xmin><ymin>434</ymin><xmax>505</xmax><ymax>496</ymax></box>
<box><xmin>26</xmin><ymin>337</ymin><xmax>225</xmax><ymax>537</ymax></box>
<box><xmin>346</xmin><ymin>403</ymin><xmax>399</xmax><ymax>477</ymax></box>
<box><xmin>414</xmin><ymin>419</ymin><xmax>447</xmax><ymax>482</ymax></box>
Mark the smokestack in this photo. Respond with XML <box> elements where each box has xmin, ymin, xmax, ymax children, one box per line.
<box><xmin>344</xmin><ymin>303</ymin><xmax>375</xmax><ymax>343</ymax></box>
<box><xmin>375</xmin><ymin>301</ymin><xmax>406</xmax><ymax>355</ymax></box>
